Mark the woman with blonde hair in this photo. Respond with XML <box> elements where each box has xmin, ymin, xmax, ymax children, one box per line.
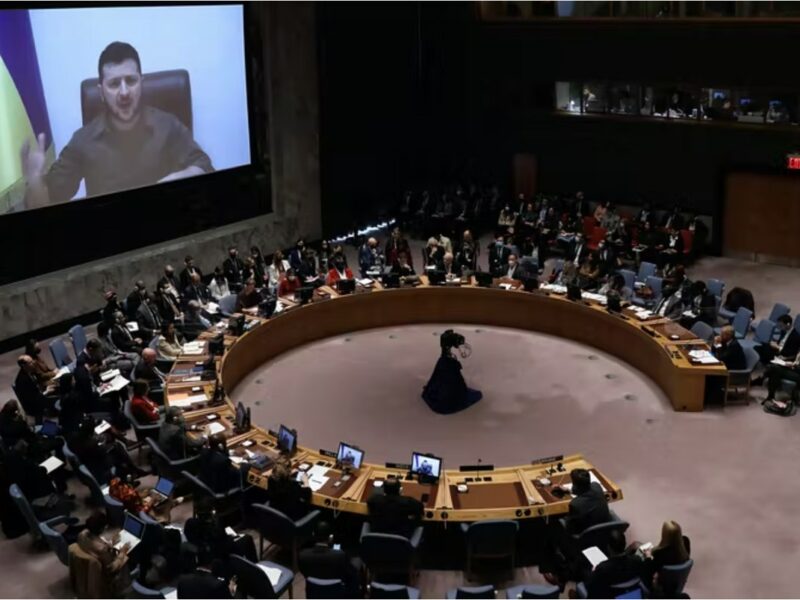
<box><xmin>642</xmin><ymin>520</ymin><xmax>691</xmax><ymax>588</ymax></box>
<box><xmin>267</xmin><ymin>453</ymin><xmax>312</xmax><ymax>520</ymax></box>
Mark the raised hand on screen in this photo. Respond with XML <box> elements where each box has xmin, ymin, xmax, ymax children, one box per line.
<box><xmin>20</xmin><ymin>133</ymin><xmax>47</xmax><ymax>181</ymax></box>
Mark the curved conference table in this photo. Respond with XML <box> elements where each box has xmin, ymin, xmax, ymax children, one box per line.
<box><xmin>165</xmin><ymin>277</ymin><xmax>728</xmax><ymax>522</ymax></box>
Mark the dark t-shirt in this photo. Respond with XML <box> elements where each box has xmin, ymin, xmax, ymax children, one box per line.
<box><xmin>45</xmin><ymin>106</ymin><xmax>213</xmax><ymax>203</ymax></box>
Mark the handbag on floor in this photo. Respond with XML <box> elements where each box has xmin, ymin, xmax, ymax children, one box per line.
<box><xmin>763</xmin><ymin>398</ymin><xmax>796</xmax><ymax>417</ymax></box>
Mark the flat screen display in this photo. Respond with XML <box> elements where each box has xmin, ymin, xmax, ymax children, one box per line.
<box><xmin>278</xmin><ymin>425</ymin><xmax>297</xmax><ymax>455</ymax></box>
<box><xmin>337</xmin><ymin>442</ymin><xmax>364</xmax><ymax>469</ymax></box>
<box><xmin>0</xmin><ymin>4</ymin><xmax>251</xmax><ymax>213</ymax></box>
<box><xmin>411</xmin><ymin>452</ymin><xmax>442</xmax><ymax>479</ymax></box>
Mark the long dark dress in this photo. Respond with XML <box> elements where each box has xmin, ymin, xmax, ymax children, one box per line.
<box><xmin>421</xmin><ymin>355</ymin><xmax>482</xmax><ymax>414</ymax></box>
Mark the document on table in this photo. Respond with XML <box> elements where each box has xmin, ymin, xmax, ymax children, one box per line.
<box><xmin>257</xmin><ymin>564</ymin><xmax>283</xmax><ymax>588</ymax></box>
<box><xmin>94</xmin><ymin>420</ymin><xmax>111</xmax><ymax>435</ymax></box>
<box><xmin>125</xmin><ymin>321</ymin><xmax>139</xmax><ymax>332</ymax></box>
<box><xmin>99</xmin><ymin>375</ymin><xmax>130</xmax><ymax>396</ymax></box>
<box><xmin>583</xmin><ymin>546</ymin><xmax>608</xmax><ymax>569</ymax></box>
<box><xmin>182</xmin><ymin>342</ymin><xmax>205</xmax><ymax>355</ymax></box>
<box><xmin>53</xmin><ymin>366</ymin><xmax>71</xmax><ymax>379</ymax></box>
<box><xmin>357</xmin><ymin>278</ymin><xmax>374</xmax><ymax>287</ymax></box>
<box><xmin>170</xmin><ymin>394</ymin><xmax>208</xmax><ymax>408</ymax></box>
<box><xmin>688</xmin><ymin>349</ymin><xmax>720</xmax><ymax>364</ymax></box>
<box><xmin>99</xmin><ymin>368</ymin><xmax>120</xmax><ymax>382</ymax></box>
<box><xmin>205</xmin><ymin>302</ymin><xmax>219</xmax><ymax>314</ymax></box>
<box><xmin>771</xmin><ymin>357</ymin><xmax>789</xmax><ymax>367</ymax></box>
<box><xmin>305</xmin><ymin>465</ymin><xmax>330</xmax><ymax>491</ymax></box>
<box><xmin>40</xmin><ymin>456</ymin><xmax>64</xmax><ymax>474</ymax></box>
<box><xmin>207</xmin><ymin>422</ymin><xmax>226</xmax><ymax>436</ymax></box>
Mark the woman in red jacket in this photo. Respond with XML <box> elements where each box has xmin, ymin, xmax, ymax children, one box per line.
<box><xmin>325</xmin><ymin>256</ymin><xmax>354</xmax><ymax>286</ymax></box>
<box><xmin>130</xmin><ymin>379</ymin><xmax>161</xmax><ymax>423</ymax></box>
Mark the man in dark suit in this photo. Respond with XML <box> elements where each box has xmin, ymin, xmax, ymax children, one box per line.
<box><xmin>183</xmin><ymin>272</ymin><xmax>211</xmax><ymax>307</ymax></box>
<box><xmin>713</xmin><ymin>326</ymin><xmax>746</xmax><ymax>370</ymax></box>
<box><xmin>156</xmin><ymin>286</ymin><xmax>182</xmax><ymax>323</ymax></box>
<box><xmin>488</xmin><ymin>235</ymin><xmax>511</xmax><ymax>277</ymax></box>
<box><xmin>111</xmin><ymin>311</ymin><xmax>143</xmax><ymax>354</ymax></box>
<box><xmin>595</xmin><ymin>239</ymin><xmax>619</xmax><ymax>278</ymax></box>
<box><xmin>366</xmin><ymin>478</ymin><xmax>423</xmax><ymax>539</ymax></box>
<box><xmin>755</xmin><ymin>314</ymin><xmax>799</xmax><ymax>367</ymax></box>
<box><xmin>177</xmin><ymin>553</ymin><xmax>231</xmax><ymax>599</ymax></box>
<box><xmin>581</xmin><ymin>530</ymin><xmax>643</xmax><ymax>599</ymax></box>
<box><xmin>223</xmin><ymin>247</ymin><xmax>245</xmax><ymax>292</ymax></box>
<box><xmin>136</xmin><ymin>294</ymin><xmax>163</xmax><ymax>342</ymax></box>
<box><xmin>158</xmin><ymin>407</ymin><xmax>205</xmax><ymax>460</ymax></box>
<box><xmin>133</xmin><ymin>349</ymin><xmax>165</xmax><ymax>401</ymax></box>
<box><xmin>652</xmin><ymin>285</ymin><xmax>683</xmax><ymax>320</ymax></box>
<box><xmin>442</xmin><ymin>252</ymin><xmax>462</xmax><ymax>279</ymax></box>
<box><xmin>503</xmin><ymin>254</ymin><xmax>524</xmax><ymax>280</ymax></box>
<box><xmin>198</xmin><ymin>434</ymin><xmax>241</xmax><ymax>494</ymax></box>
<box><xmin>299</xmin><ymin>521</ymin><xmax>362</xmax><ymax>596</ymax></box>
<box><xmin>158</xmin><ymin>265</ymin><xmax>182</xmax><ymax>301</ymax></box>
<box><xmin>125</xmin><ymin>281</ymin><xmax>148</xmax><ymax>321</ymax></box>
<box><xmin>179</xmin><ymin>255</ymin><xmax>203</xmax><ymax>291</ymax></box>
<box><xmin>764</xmin><ymin>354</ymin><xmax>800</xmax><ymax>403</ymax></box>
<box><xmin>568</xmin><ymin>233</ymin><xmax>588</xmax><ymax>267</ymax></box>
<box><xmin>564</xmin><ymin>468</ymin><xmax>610</xmax><ymax>535</ymax></box>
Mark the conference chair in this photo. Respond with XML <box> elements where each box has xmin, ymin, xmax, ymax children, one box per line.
<box><xmin>219</xmin><ymin>293</ymin><xmax>238</xmax><ymax>317</ymax></box>
<box><xmin>636</xmin><ymin>261</ymin><xmax>656</xmax><ymax>283</ymax></box>
<box><xmin>503</xmin><ymin>584</ymin><xmax>560</xmax><ymax>599</ymax></box>
<box><xmin>654</xmin><ymin>559</ymin><xmax>693</xmax><ymax>597</ymax></box>
<box><xmin>81</xmin><ymin>69</ymin><xmax>193</xmax><ymax>132</ymax></box>
<box><xmin>305</xmin><ymin>577</ymin><xmax>348</xmax><ymax>599</ymax></box>
<box><xmin>123</xmin><ymin>399</ymin><xmax>163</xmax><ymax>444</ymax></box>
<box><xmin>707</xmin><ymin>278</ymin><xmax>724</xmax><ymax>299</ymax></box>
<box><xmin>181</xmin><ymin>470</ymin><xmax>242</xmax><ymax>519</ymax></box>
<box><xmin>765</xmin><ymin>303</ymin><xmax>791</xmax><ymax>328</ymax></box>
<box><xmin>360</xmin><ymin>523</ymin><xmax>424</xmax><ymax>585</ymax></box>
<box><xmin>131</xmin><ymin>580</ymin><xmax>176</xmax><ymax>599</ymax></box>
<box><xmin>251</xmin><ymin>502</ymin><xmax>321</xmax><ymax>571</ymax></box>
<box><xmin>49</xmin><ymin>337</ymin><xmax>75</xmax><ymax>371</ymax></box>
<box><xmin>617</xmin><ymin>269</ymin><xmax>636</xmax><ymax>292</ymax></box>
<box><xmin>446</xmin><ymin>585</ymin><xmax>497</xmax><ymax>599</ymax></box>
<box><xmin>9</xmin><ymin>484</ymin><xmax>76</xmax><ymax>548</ymax></box>
<box><xmin>69</xmin><ymin>324</ymin><xmax>88</xmax><ymax>357</ymax></box>
<box><xmin>369</xmin><ymin>582</ymin><xmax>421</xmax><ymax>599</ymax></box>
<box><xmin>690</xmin><ymin>321</ymin><xmax>714</xmax><ymax>344</ymax></box>
<box><xmin>631</xmin><ymin>275</ymin><xmax>662</xmax><ymax>308</ymax></box>
<box><xmin>40</xmin><ymin>516</ymin><xmax>81</xmax><ymax>567</ymax></box>
<box><xmin>714</xmin><ymin>306</ymin><xmax>752</xmax><ymax>339</ymax></box>
<box><xmin>230</xmin><ymin>553</ymin><xmax>295</xmax><ymax>599</ymax></box>
<box><xmin>460</xmin><ymin>519</ymin><xmax>519</xmax><ymax>580</ymax></box>
<box><xmin>725</xmin><ymin>347</ymin><xmax>759</xmax><ymax>406</ymax></box>
<box><xmin>145</xmin><ymin>438</ymin><xmax>201</xmax><ymax>483</ymax></box>
<box><xmin>741</xmin><ymin>319</ymin><xmax>775</xmax><ymax>351</ymax></box>
<box><xmin>576</xmin><ymin>577</ymin><xmax>644</xmax><ymax>599</ymax></box>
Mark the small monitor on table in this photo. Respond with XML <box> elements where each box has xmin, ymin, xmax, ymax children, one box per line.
<box><xmin>336</xmin><ymin>278</ymin><xmax>356</xmax><ymax>295</ymax></box>
<box><xmin>278</xmin><ymin>424</ymin><xmax>297</xmax><ymax>455</ymax></box>
<box><xmin>411</xmin><ymin>452</ymin><xmax>442</xmax><ymax>483</ymax></box>
<box><xmin>336</xmin><ymin>442</ymin><xmax>364</xmax><ymax>469</ymax></box>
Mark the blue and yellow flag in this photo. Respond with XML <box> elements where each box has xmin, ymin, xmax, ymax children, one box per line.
<box><xmin>0</xmin><ymin>9</ymin><xmax>54</xmax><ymax>212</ymax></box>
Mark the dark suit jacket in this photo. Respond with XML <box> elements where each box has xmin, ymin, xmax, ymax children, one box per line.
<box><xmin>13</xmin><ymin>369</ymin><xmax>47</xmax><ymax>418</ymax></box>
<box><xmin>136</xmin><ymin>302</ymin><xmax>162</xmax><ymax>340</ymax></box>
<box><xmin>266</xmin><ymin>476</ymin><xmax>312</xmax><ymax>521</ymax></box>
<box><xmin>778</xmin><ymin>329</ymin><xmax>800</xmax><ymax>359</ymax></box>
<box><xmin>565</xmin><ymin>482</ymin><xmax>610</xmax><ymax>534</ymax></box>
<box><xmin>584</xmin><ymin>553</ymin><xmax>643</xmax><ymax>599</ymax></box>
<box><xmin>180</xmin><ymin>266</ymin><xmax>204</xmax><ymax>291</ymax></box>
<box><xmin>126</xmin><ymin>290</ymin><xmax>145</xmax><ymax>321</ymax></box>
<box><xmin>158</xmin><ymin>421</ymin><xmax>203</xmax><ymax>460</ymax></box>
<box><xmin>488</xmin><ymin>245</ymin><xmax>511</xmax><ymax>276</ymax></box>
<box><xmin>223</xmin><ymin>257</ymin><xmax>244</xmax><ymax>286</ymax></box>
<box><xmin>157</xmin><ymin>293</ymin><xmax>181</xmax><ymax>323</ymax></box>
<box><xmin>299</xmin><ymin>544</ymin><xmax>361</xmax><ymax>594</ymax></box>
<box><xmin>568</xmin><ymin>242</ymin><xmax>588</xmax><ymax>265</ymax></box>
<box><xmin>664</xmin><ymin>234</ymin><xmax>684</xmax><ymax>255</ymax></box>
<box><xmin>367</xmin><ymin>492</ymin><xmax>424</xmax><ymax>538</ymax></box>
<box><xmin>198</xmin><ymin>448</ymin><xmax>240</xmax><ymax>493</ymax></box>
<box><xmin>183</xmin><ymin>283</ymin><xmax>211</xmax><ymax>306</ymax></box>
<box><xmin>503</xmin><ymin>264</ymin><xmax>523</xmax><ymax>280</ymax></box>
<box><xmin>133</xmin><ymin>361</ymin><xmax>164</xmax><ymax>387</ymax></box>
<box><xmin>714</xmin><ymin>339</ymin><xmax>747</xmax><ymax>370</ymax></box>
<box><xmin>177</xmin><ymin>570</ymin><xmax>231</xmax><ymax>600</ymax></box>
<box><xmin>111</xmin><ymin>323</ymin><xmax>140</xmax><ymax>353</ymax></box>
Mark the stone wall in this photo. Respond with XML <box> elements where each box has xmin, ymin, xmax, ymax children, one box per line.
<box><xmin>0</xmin><ymin>2</ymin><xmax>320</xmax><ymax>342</ymax></box>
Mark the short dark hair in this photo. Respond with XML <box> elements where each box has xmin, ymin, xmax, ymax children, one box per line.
<box><xmin>86</xmin><ymin>339</ymin><xmax>102</xmax><ymax>351</ymax></box>
<box><xmin>86</xmin><ymin>511</ymin><xmax>108</xmax><ymax>536</ymax></box>
<box><xmin>132</xmin><ymin>379</ymin><xmax>149</xmax><ymax>396</ymax></box>
<box><xmin>778</xmin><ymin>314</ymin><xmax>792</xmax><ymax>326</ymax></box>
<box><xmin>98</xmin><ymin>42</ymin><xmax>141</xmax><ymax>82</ymax></box>
<box><xmin>383</xmin><ymin>478</ymin><xmax>401</xmax><ymax>496</ymax></box>
<box><xmin>608</xmin><ymin>529</ymin><xmax>627</xmax><ymax>554</ymax></box>
<box><xmin>571</xmin><ymin>468</ymin><xmax>591</xmax><ymax>493</ymax></box>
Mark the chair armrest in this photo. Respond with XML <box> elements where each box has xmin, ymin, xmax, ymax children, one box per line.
<box><xmin>409</xmin><ymin>525</ymin><xmax>424</xmax><ymax>550</ymax></box>
<box><xmin>43</xmin><ymin>515</ymin><xmax>80</xmax><ymax>528</ymax></box>
<box><xmin>459</xmin><ymin>522</ymin><xmax>469</xmax><ymax>535</ymax></box>
<box><xmin>218</xmin><ymin>485</ymin><xmax>242</xmax><ymax>500</ymax></box>
<box><xmin>360</xmin><ymin>521</ymin><xmax>371</xmax><ymax>541</ymax></box>
<box><xmin>104</xmin><ymin>494</ymin><xmax>124</xmax><ymax>507</ymax></box>
<box><xmin>608</xmin><ymin>509</ymin><xmax>623</xmax><ymax>523</ymax></box>
<box><xmin>171</xmin><ymin>454</ymin><xmax>201</xmax><ymax>469</ymax></box>
<box><xmin>295</xmin><ymin>509</ymin><xmax>321</xmax><ymax>531</ymax></box>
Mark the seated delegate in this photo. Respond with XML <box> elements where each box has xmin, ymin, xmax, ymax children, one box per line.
<box><xmin>366</xmin><ymin>477</ymin><xmax>423</xmax><ymax>539</ymax></box>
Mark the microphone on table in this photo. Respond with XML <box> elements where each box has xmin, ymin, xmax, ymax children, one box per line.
<box><xmin>476</xmin><ymin>457</ymin><xmax>482</xmax><ymax>482</ymax></box>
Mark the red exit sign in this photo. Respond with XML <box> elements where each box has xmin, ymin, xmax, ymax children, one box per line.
<box><xmin>788</xmin><ymin>154</ymin><xmax>800</xmax><ymax>170</ymax></box>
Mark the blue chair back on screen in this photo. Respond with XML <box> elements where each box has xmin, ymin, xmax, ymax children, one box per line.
<box><xmin>446</xmin><ymin>585</ymin><xmax>497</xmax><ymax>599</ymax></box>
<box><xmin>731</xmin><ymin>307</ymin><xmax>753</xmax><ymax>339</ymax></box>
<box><xmin>657</xmin><ymin>559</ymin><xmax>694</xmax><ymax>596</ymax></box>
<box><xmin>637</xmin><ymin>261</ymin><xmax>656</xmax><ymax>283</ymax></box>
<box><xmin>618</xmin><ymin>269</ymin><xmax>635</xmax><ymax>291</ymax></box>
<box><xmin>690</xmin><ymin>321</ymin><xmax>714</xmax><ymax>343</ymax></box>
<box><xmin>747</xmin><ymin>319</ymin><xmax>775</xmax><ymax>347</ymax></box>
<box><xmin>68</xmin><ymin>325</ymin><xmax>88</xmax><ymax>357</ymax></box>
<box><xmin>49</xmin><ymin>338</ymin><xmax>74</xmax><ymax>370</ymax></box>
<box><xmin>767</xmin><ymin>303</ymin><xmax>791</xmax><ymax>324</ymax></box>
<box><xmin>219</xmin><ymin>294</ymin><xmax>237</xmax><ymax>316</ymax></box>
<box><xmin>707</xmin><ymin>278</ymin><xmax>725</xmax><ymax>299</ymax></box>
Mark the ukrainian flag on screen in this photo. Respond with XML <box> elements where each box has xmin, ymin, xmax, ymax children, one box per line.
<box><xmin>0</xmin><ymin>9</ymin><xmax>54</xmax><ymax>213</ymax></box>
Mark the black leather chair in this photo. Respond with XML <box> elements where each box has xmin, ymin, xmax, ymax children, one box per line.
<box><xmin>251</xmin><ymin>502</ymin><xmax>320</xmax><ymax>571</ymax></box>
<box><xmin>81</xmin><ymin>69</ymin><xmax>193</xmax><ymax>132</ymax></box>
<box><xmin>460</xmin><ymin>519</ymin><xmax>519</xmax><ymax>580</ymax></box>
<box><xmin>305</xmin><ymin>577</ymin><xmax>348</xmax><ymax>599</ymax></box>
<box><xmin>181</xmin><ymin>469</ymin><xmax>241</xmax><ymax>519</ymax></box>
<box><xmin>360</xmin><ymin>523</ymin><xmax>424</xmax><ymax>585</ymax></box>
<box><xmin>146</xmin><ymin>437</ymin><xmax>200</xmax><ymax>483</ymax></box>
<box><xmin>230</xmin><ymin>553</ymin><xmax>295</xmax><ymax>599</ymax></box>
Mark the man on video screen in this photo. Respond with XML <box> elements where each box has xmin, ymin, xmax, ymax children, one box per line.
<box><xmin>20</xmin><ymin>41</ymin><xmax>213</xmax><ymax>209</ymax></box>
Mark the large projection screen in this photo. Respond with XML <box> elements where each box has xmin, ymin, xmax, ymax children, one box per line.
<box><xmin>0</xmin><ymin>4</ymin><xmax>251</xmax><ymax>213</ymax></box>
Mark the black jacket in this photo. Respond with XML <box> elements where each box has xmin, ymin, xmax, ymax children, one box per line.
<box><xmin>714</xmin><ymin>338</ymin><xmax>747</xmax><ymax>370</ymax></box>
<box><xmin>565</xmin><ymin>482</ymin><xmax>610</xmax><ymax>534</ymax></box>
<box><xmin>198</xmin><ymin>448</ymin><xmax>240</xmax><ymax>493</ymax></box>
<box><xmin>366</xmin><ymin>492</ymin><xmax>424</xmax><ymax>538</ymax></box>
<box><xmin>180</xmin><ymin>266</ymin><xmax>204</xmax><ymax>291</ymax></box>
<box><xmin>177</xmin><ymin>570</ymin><xmax>231</xmax><ymax>599</ymax></box>
<box><xmin>584</xmin><ymin>553</ymin><xmax>643</xmax><ymax>598</ymax></box>
<box><xmin>13</xmin><ymin>369</ymin><xmax>47</xmax><ymax>419</ymax></box>
<box><xmin>266</xmin><ymin>476</ymin><xmax>312</xmax><ymax>521</ymax></box>
<box><xmin>223</xmin><ymin>257</ymin><xmax>245</xmax><ymax>286</ymax></box>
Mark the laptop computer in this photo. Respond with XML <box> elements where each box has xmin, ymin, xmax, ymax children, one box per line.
<box><xmin>150</xmin><ymin>477</ymin><xmax>174</xmax><ymax>504</ymax></box>
<box><xmin>115</xmin><ymin>513</ymin><xmax>145</xmax><ymax>551</ymax></box>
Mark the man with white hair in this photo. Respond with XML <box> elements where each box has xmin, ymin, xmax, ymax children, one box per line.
<box><xmin>358</xmin><ymin>236</ymin><xmax>383</xmax><ymax>278</ymax></box>
<box><xmin>133</xmin><ymin>348</ymin><xmax>166</xmax><ymax>401</ymax></box>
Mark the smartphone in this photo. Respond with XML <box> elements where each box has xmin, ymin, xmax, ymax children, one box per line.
<box><xmin>332</xmin><ymin>543</ymin><xmax>341</xmax><ymax>551</ymax></box>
